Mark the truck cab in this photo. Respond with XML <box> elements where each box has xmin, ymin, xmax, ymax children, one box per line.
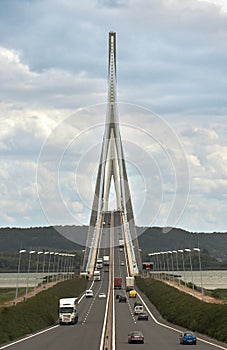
<box><xmin>59</xmin><ymin>297</ymin><xmax>78</xmax><ymax>325</ymax></box>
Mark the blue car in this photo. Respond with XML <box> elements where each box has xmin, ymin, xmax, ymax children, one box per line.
<box><xmin>179</xmin><ymin>331</ymin><xmax>197</xmax><ymax>345</ymax></box>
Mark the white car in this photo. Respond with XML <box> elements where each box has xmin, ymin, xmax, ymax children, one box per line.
<box><xmin>85</xmin><ymin>289</ymin><xmax>94</xmax><ymax>298</ymax></box>
<box><xmin>99</xmin><ymin>292</ymin><xmax>106</xmax><ymax>299</ymax></box>
<box><xmin>120</xmin><ymin>261</ymin><xmax>124</xmax><ymax>266</ymax></box>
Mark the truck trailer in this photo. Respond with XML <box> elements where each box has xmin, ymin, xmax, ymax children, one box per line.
<box><xmin>93</xmin><ymin>270</ymin><xmax>101</xmax><ymax>281</ymax></box>
<box><xmin>59</xmin><ymin>297</ymin><xmax>78</xmax><ymax>325</ymax></box>
<box><xmin>125</xmin><ymin>276</ymin><xmax>135</xmax><ymax>292</ymax></box>
<box><xmin>114</xmin><ymin>277</ymin><xmax>122</xmax><ymax>289</ymax></box>
<box><xmin>103</xmin><ymin>255</ymin><xmax>110</xmax><ymax>266</ymax></box>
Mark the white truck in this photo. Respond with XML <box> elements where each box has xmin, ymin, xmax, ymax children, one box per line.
<box><xmin>59</xmin><ymin>297</ymin><xmax>78</xmax><ymax>325</ymax></box>
<box><xmin>93</xmin><ymin>270</ymin><xmax>101</xmax><ymax>281</ymax></box>
<box><xmin>119</xmin><ymin>239</ymin><xmax>124</xmax><ymax>248</ymax></box>
<box><xmin>125</xmin><ymin>276</ymin><xmax>135</xmax><ymax>292</ymax></box>
<box><xmin>96</xmin><ymin>258</ymin><xmax>103</xmax><ymax>269</ymax></box>
<box><xmin>103</xmin><ymin>255</ymin><xmax>110</xmax><ymax>266</ymax></box>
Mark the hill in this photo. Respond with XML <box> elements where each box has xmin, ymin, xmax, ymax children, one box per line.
<box><xmin>137</xmin><ymin>227</ymin><xmax>227</xmax><ymax>259</ymax></box>
<box><xmin>0</xmin><ymin>226</ymin><xmax>226</xmax><ymax>261</ymax></box>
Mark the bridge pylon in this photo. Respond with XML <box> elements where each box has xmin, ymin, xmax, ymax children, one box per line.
<box><xmin>83</xmin><ymin>32</ymin><xmax>142</xmax><ymax>276</ymax></box>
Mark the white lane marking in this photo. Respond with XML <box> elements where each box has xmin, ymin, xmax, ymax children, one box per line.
<box><xmin>137</xmin><ymin>291</ymin><xmax>227</xmax><ymax>350</ymax></box>
<box><xmin>0</xmin><ymin>289</ymin><xmax>91</xmax><ymax>349</ymax></box>
<box><xmin>0</xmin><ymin>325</ymin><xmax>59</xmax><ymax>349</ymax></box>
<box><xmin>81</xmin><ymin>279</ymin><xmax>104</xmax><ymax>325</ymax></box>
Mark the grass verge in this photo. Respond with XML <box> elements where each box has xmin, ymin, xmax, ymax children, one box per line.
<box><xmin>0</xmin><ymin>277</ymin><xmax>87</xmax><ymax>345</ymax></box>
<box><xmin>136</xmin><ymin>277</ymin><xmax>227</xmax><ymax>344</ymax></box>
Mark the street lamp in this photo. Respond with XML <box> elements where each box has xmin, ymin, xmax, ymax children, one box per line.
<box><xmin>193</xmin><ymin>248</ymin><xmax>204</xmax><ymax>301</ymax></box>
<box><xmin>160</xmin><ymin>252</ymin><xmax>166</xmax><ymax>279</ymax></box>
<box><xmin>34</xmin><ymin>251</ymin><xmax>43</xmax><ymax>295</ymax></box>
<box><xmin>25</xmin><ymin>250</ymin><xmax>36</xmax><ymax>300</ymax></box>
<box><xmin>53</xmin><ymin>252</ymin><xmax>59</xmax><ymax>281</ymax></box>
<box><xmin>41</xmin><ymin>251</ymin><xmax>49</xmax><ymax>290</ymax></box>
<box><xmin>178</xmin><ymin>249</ymin><xmax>186</xmax><ymax>287</ymax></box>
<box><xmin>172</xmin><ymin>251</ymin><xmax>180</xmax><ymax>285</ymax></box>
<box><xmin>168</xmin><ymin>251</ymin><xmax>174</xmax><ymax>281</ymax></box>
<box><xmin>14</xmin><ymin>249</ymin><xmax>26</xmax><ymax>305</ymax></box>
<box><xmin>47</xmin><ymin>252</ymin><xmax>54</xmax><ymax>285</ymax></box>
<box><xmin>185</xmin><ymin>248</ymin><xmax>194</xmax><ymax>294</ymax></box>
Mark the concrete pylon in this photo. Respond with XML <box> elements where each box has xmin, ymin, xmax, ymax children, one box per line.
<box><xmin>83</xmin><ymin>32</ymin><xmax>142</xmax><ymax>274</ymax></box>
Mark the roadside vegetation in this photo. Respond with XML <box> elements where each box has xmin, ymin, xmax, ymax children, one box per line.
<box><xmin>136</xmin><ymin>277</ymin><xmax>227</xmax><ymax>344</ymax></box>
<box><xmin>0</xmin><ymin>288</ymin><xmax>33</xmax><ymax>306</ymax></box>
<box><xmin>0</xmin><ymin>277</ymin><xmax>87</xmax><ymax>345</ymax></box>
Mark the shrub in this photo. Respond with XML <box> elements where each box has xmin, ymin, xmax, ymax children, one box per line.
<box><xmin>136</xmin><ymin>277</ymin><xmax>227</xmax><ymax>343</ymax></box>
<box><xmin>0</xmin><ymin>277</ymin><xmax>87</xmax><ymax>345</ymax></box>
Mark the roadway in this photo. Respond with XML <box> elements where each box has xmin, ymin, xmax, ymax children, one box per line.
<box><xmin>1</xmin><ymin>211</ymin><xmax>226</xmax><ymax>350</ymax></box>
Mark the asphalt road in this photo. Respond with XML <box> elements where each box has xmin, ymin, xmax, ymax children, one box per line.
<box><xmin>1</xmin><ymin>211</ymin><xmax>227</xmax><ymax>350</ymax></box>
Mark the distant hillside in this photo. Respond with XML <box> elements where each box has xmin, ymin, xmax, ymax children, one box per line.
<box><xmin>0</xmin><ymin>226</ymin><xmax>226</xmax><ymax>259</ymax></box>
<box><xmin>0</xmin><ymin>226</ymin><xmax>87</xmax><ymax>252</ymax></box>
<box><xmin>137</xmin><ymin>227</ymin><xmax>227</xmax><ymax>259</ymax></box>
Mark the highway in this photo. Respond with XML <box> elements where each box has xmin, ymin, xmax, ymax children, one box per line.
<box><xmin>1</xmin><ymin>211</ymin><xmax>226</xmax><ymax>350</ymax></box>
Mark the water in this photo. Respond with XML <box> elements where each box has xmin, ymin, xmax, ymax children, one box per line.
<box><xmin>0</xmin><ymin>271</ymin><xmax>227</xmax><ymax>289</ymax></box>
<box><xmin>0</xmin><ymin>272</ymin><xmax>57</xmax><ymax>288</ymax></box>
<box><xmin>149</xmin><ymin>270</ymin><xmax>227</xmax><ymax>290</ymax></box>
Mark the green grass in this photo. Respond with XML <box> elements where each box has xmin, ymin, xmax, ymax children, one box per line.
<box><xmin>0</xmin><ymin>288</ymin><xmax>34</xmax><ymax>305</ymax></box>
<box><xmin>136</xmin><ymin>277</ymin><xmax>227</xmax><ymax>344</ymax></box>
<box><xmin>0</xmin><ymin>277</ymin><xmax>87</xmax><ymax>345</ymax></box>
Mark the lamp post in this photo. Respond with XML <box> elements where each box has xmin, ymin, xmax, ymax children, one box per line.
<box><xmin>53</xmin><ymin>252</ymin><xmax>59</xmax><ymax>281</ymax></box>
<box><xmin>185</xmin><ymin>248</ymin><xmax>194</xmax><ymax>294</ymax></box>
<box><xmin>25</xmin><ymin>250</ymin><xmax>36</xmax><ymax>300</ymax></box>
<box><xmin>172</xmin><ymin>251</ymin><xmax>180</xmax><ymax>285</ymax></box>
<box><xmin>193</xmin><ymin>248</ymin><xmax>204</xmax><ymax>301</ymax></box>
<box><xmin>34</xmin><ymin>251</ymin><xmax>43</xmax><ymax>295</ymax></box>
<box><xmin>57</xmin><ymin>253</ymin><xmax>62</xmax><ymax>281</ymax></box>
<box><xmin>80</xmin><ymin>250</ymin><xmax>85</xmax><ymax>272</ymax></box>
<box><xmin>168</xmin><ymin>251</ymin><xmax>174</xmax><ymax>281</ymax></box>
<box><xmin>161</xmin><ymin>252</ymin><xmax>166</xmax><ymax>280</ymax></box>
<box><xmin>41</xmin><ymin>251</ymin><xmax>49</xmax><ymax>290</ymax></box>
<box><xmin>47</xmin><ymin>252</ymin><xmax>54</xmax><ymax>285</ymax></box>
<box><xmin>165</xmin><ymin>252</ymin><xmax>170</xmax><ymax>280</ymax></box>
<box><xmin>14</xmin><ymin>249</ymin><xmax>26</xmax><ymax>305</ymax></box>
<box><xmin>178</xmin><ymin>249</ymin><xmax>186</xmax><ymax>287</ymax></box>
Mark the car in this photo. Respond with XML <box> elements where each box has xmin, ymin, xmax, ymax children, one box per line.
<box><xmin>120</xmin><ymin>261</ymin><xmax>124</xmax><ymax>266</ymax></box>
<box><xmin>129</xmin><ymin>289</ymin><xmax>137</xmax><ymax>298</ymax></box>
<box><xmin>120</xmin><ymin>248</ymin><xmax>123</xmax><ymax>252</ymax></box>
<box><xmin>128</xmin><ymin>331</ymin><xmax>144</xmax><ymax>344</ymax></box>
<box><xmin>134</xmin><ymin>305</ymin><xmax>144</xmax><ymax>315</ymax></box>
<box><xmin>179</xmin><ymin>331</ymin><xmax>197</xmax><ymax>345</ymax></box>
<box><xmin>85</xmin><ymin>289</ymin><xmax>94</xmax><ymax>298</ymax></box>
<box><xmin>119</xmin><ymin>295</ymin><xmax>127</xmax><ymax>303</ymax></box>
<box><xmin>137</xmin><ymin>312</ymin><xmax>148</xmax><ymax>321</ymax></box>
<box><xmin>134</xmin><ymin>301</ymin><xmax>142</xmax><ymax>308</ymax></box>
<box><xmin>98</xmin><ymin>292</ymin><xmax>106</xmax><ymax>299</ymax></box>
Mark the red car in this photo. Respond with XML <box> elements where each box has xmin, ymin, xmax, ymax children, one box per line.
<box><xmin>128</xmin><ymin>331</ymin><xmax>144</xmax><ymax>344</ymax></box>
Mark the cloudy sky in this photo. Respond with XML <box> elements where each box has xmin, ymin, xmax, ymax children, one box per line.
<box><xmin>0</xmin><ymin>0</ymin><xmax>227</xmax><ymax>234</ymax></box>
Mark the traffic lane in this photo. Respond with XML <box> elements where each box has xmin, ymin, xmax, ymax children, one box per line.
<box><xmin>2</xmin><ymin>275</ymin><xmax>110</xmax><ymax>350</ymax></box>
<box><xmin>135</xmin><ymin>290</ymin><xmax>227</xmax><ymax>350</ymax></box>
<box><xmin>3</xmin><ymin>285</ymin><xmax>109</xmax><ymax>350</ymax></box>
<box><xmin>115</xmin><ymin>289</ymin><xmax>227</xmax><ymax>350</ymax></box>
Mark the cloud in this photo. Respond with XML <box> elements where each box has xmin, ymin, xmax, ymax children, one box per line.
<box><xmin>0</xmin><ymin>0</ymin><xmax>226</xmax><ymax>232</ymax></box>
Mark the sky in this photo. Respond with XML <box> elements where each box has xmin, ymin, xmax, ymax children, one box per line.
<box><xmin>0</xmin><ymin>0</ymin><xmax>227</xmax><ymax>236</ymax></box>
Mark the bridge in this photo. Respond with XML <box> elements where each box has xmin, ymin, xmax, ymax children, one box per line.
<box><xmin>2</xmin><ymin>33</ymin><xmax>226</xmax><ymax>350</ymax></box>
<box><xmin>82</xmin><ymin>32</ymin><xmax>142</xmax><ymax>278</ymax></box>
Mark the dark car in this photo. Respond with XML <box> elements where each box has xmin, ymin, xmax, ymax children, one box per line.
<box><xmin>179</xmin><ymin>331</ymin><xmax>197</xmax><ymax>345</ymax></box>
<box><xmin>137</xmin><ymin>312</ymin><xmax>148</xmax><ymax>321</ymax></box>
<box><xmin>119</xmin><ymin>295</ymin><xmax>127</xmax><ymax>303</ymax></box>
<box><xmin>128</xmin><ymin>331</ymin><xmax>144</xmax><ymax>344</ymax></box>
<box><xmin>134</xmin><ymin>301</ymin><xmax>142</xmax><ymax>308</ymax></box>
